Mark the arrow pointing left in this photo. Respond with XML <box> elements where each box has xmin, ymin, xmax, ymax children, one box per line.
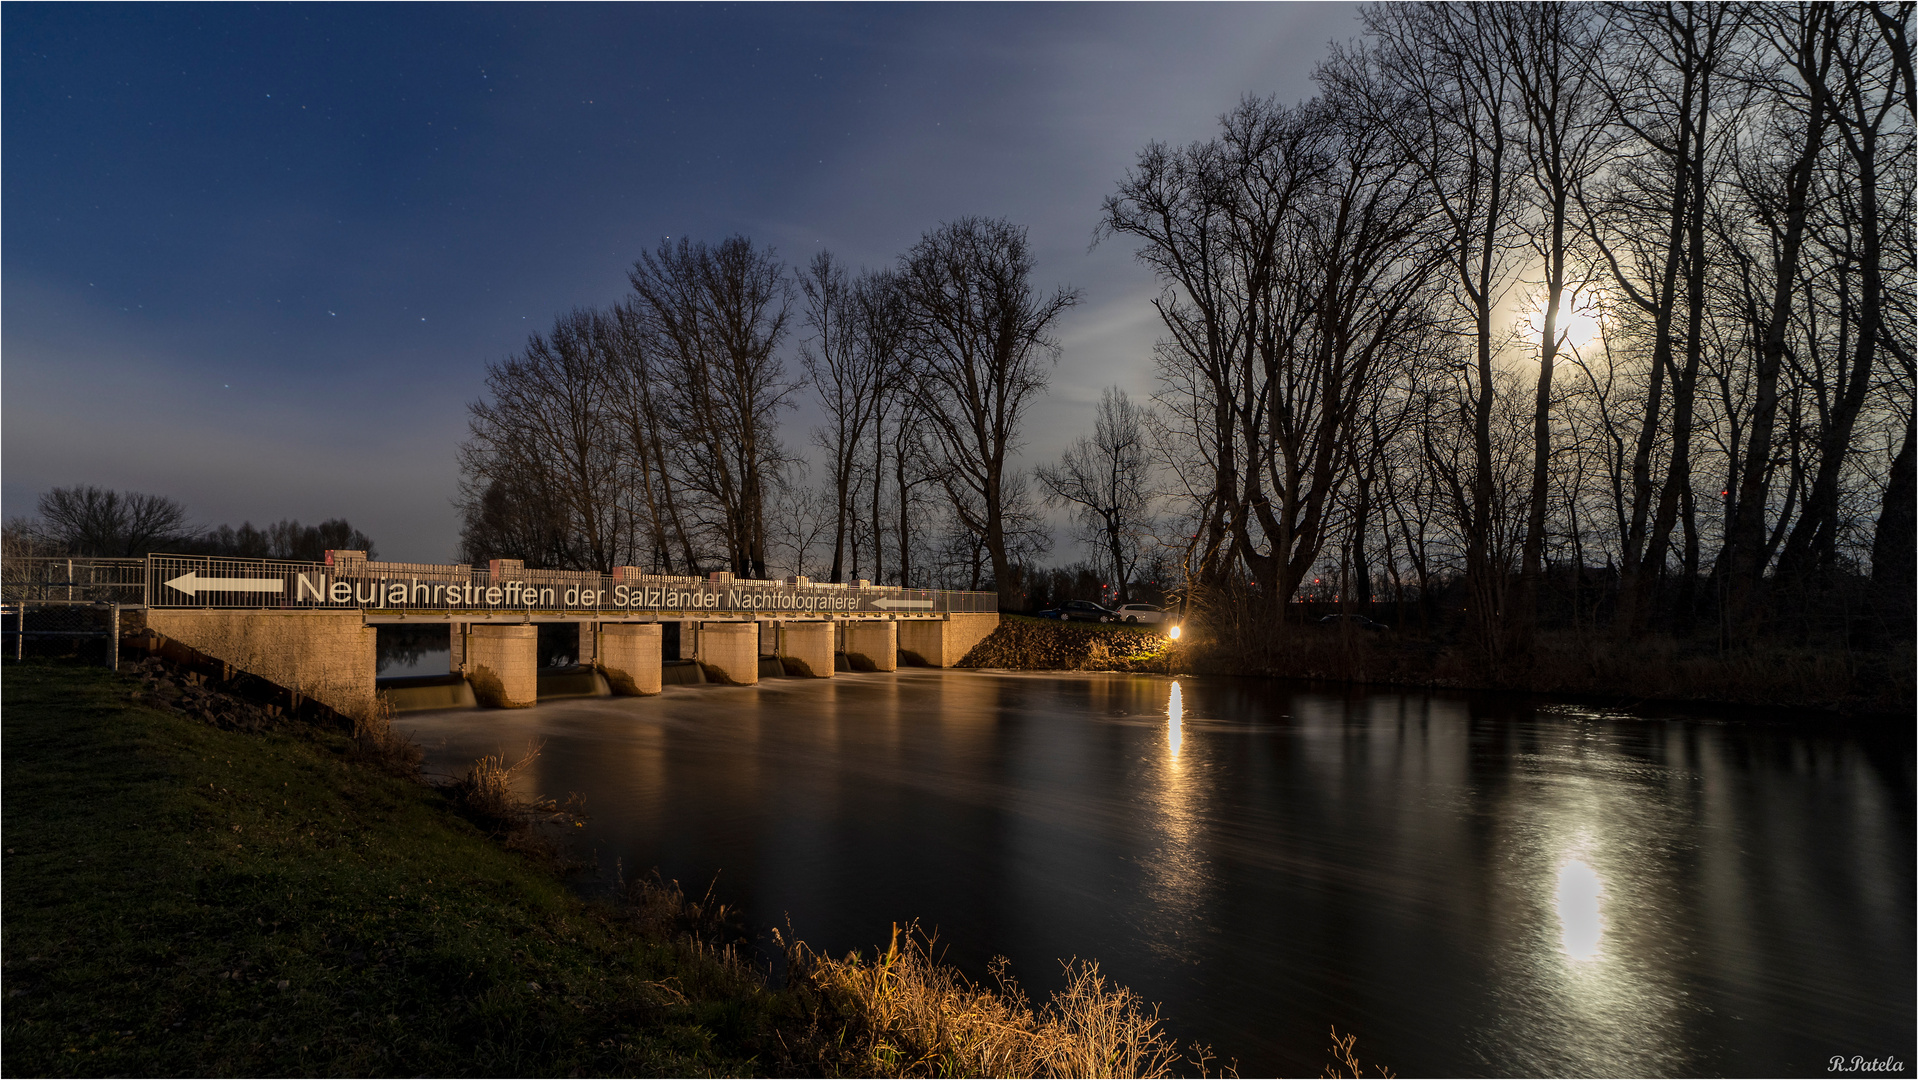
<box><xmin>164</xmin><ymin>571</ymin><xmax>286</xmax><ymax>598</ymax></box>
<box><xmin>871</xmin><ymin>597</ymin><xmax>934</xmax><ymax>610</ymax></box>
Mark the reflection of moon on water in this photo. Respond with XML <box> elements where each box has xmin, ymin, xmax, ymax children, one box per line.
<box><xmin>1556</xmin><ymin>858</ymin><xmax>1605</xmax><ymax>961</ymax></box>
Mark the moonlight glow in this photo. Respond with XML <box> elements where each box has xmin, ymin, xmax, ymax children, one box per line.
<box><xmin>1528</xmin><ymin>295</ymin><xmax>1604</xmax><ymax>349</ymax></box>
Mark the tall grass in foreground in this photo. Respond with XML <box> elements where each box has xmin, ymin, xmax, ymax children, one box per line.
<box><xmin>779</xmin><ymin>922</ymin><xmax>1209</xmax><ymax>1079</ymax></box>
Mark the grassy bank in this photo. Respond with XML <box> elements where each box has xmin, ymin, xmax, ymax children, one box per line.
<box><xmin>960</xmin><ymin>614</ymin><xmax>1913</xmax><ymax>718</ymax></box>
<box><xmin>0</xmin><ymin>660</ymin><xmax>1208</xmax><ymax>1078</ymax></box>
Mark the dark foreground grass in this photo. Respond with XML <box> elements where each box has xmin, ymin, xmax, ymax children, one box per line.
<box><xmin>0</xmin><ymin>661</ymin><xmax>789</xmax><ymax>1076</ymax></box>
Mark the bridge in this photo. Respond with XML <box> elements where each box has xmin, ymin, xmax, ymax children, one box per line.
<box><xmin>3</xmin><ymin>553</ymin><xmax>999</xmax><ymax>717</ymax></box>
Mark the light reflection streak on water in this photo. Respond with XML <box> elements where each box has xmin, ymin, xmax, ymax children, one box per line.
<box><xmin>1139</xmin><ymin>678</ymin><xmax>1203</xmax><ymax>955</ymax></box>
<box><xmin>1167</xmin><ymin>680</ymin><xmax>1183</xmax><ymax>759</ymax></box>
<box><xmin>1556</xmin><ymin>856</ymin><xmax>1604</xmax><ymax>961</ymax></box>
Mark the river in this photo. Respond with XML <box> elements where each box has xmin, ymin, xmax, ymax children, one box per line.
<box><xmin>395</xmin><ymin>669</ymin><xmax>1915</xmax><ymax>1076</ymax></box>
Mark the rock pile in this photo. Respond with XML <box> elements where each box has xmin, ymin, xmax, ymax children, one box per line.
<box><xmin>128</xmin><ymin>656</ymin><xmax>293</xmax><ymax>733</ymax></box>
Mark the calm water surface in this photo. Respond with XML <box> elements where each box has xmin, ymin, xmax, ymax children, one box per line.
<box><xmin>397</xmin><ymin>670</ymin><xmax>1914</xmax><ymax>1076</ymax></box>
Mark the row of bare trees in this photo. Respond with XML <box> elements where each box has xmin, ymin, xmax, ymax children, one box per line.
<box><xmin>1098</xmin><ymin>0</ymin><xmax>1911</xmax><ymax>652</ymax></box>
<box><xmin>6</xmin><ymin>484</ymin><xmax>376</xmax><ymax>561</ymax></box>
<box><xmin>458</xmin><ymin>1</ymin><xmax>1907</xmax><ymax>646</ymax></box>
<box><xmin>457</xmin><ymin>221</ymin><xmax>1076</xmax><ymax>603</ymax></box>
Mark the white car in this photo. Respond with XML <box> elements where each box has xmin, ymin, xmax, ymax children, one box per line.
<box><xmin>1114</xmin><ymin>603</ymin><xmax>1169</xmax><ymax>625</ymax></box>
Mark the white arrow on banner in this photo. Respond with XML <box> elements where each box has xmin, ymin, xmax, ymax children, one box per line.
<box><xmin>871</xmin><ymin>597</ymin><xmax>934</xmax><ymax>610</ymax></box>
<box><xmin>164</xmin><ymin>571</ymin><xmax>286</xmax><ymax>598</ymax></box>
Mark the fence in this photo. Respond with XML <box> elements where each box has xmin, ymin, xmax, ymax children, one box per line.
<box><xmin>1</xmin><ymin>601</ymin><xmax>124</xmax><ymax>670</ymax></box>
<box><xmin>1</xmin><ymin>557</ymin><xmax>146</xmax><ymax>606</ymax></box>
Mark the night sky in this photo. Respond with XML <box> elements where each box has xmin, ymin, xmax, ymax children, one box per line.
<box><xmin>4</xmin><ymin>3</ymin><xmax>1360</xmax><ymax>562</ymax></box>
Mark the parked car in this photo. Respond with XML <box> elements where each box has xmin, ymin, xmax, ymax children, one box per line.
<box><xmin>1114</xmin><ymin>603</ymin><xmax>1170</xmax><ymax>625</ymax></box>
<box><xmin>1033</xmin><ymin>599</ymin><xmax>1120</xmax><ymax>623</ymax></box>
<box><xmin>1317</xmin><ymin>613</ymin><xmax>1390</xmax><ymax>632</ymax></box>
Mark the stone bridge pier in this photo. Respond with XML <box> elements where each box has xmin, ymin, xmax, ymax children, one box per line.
<box><xmin>841</xmin><ymin>620</ymin><xmax>897</xmax><ymax>671</ymax></box>
<box><xmin>597</xmin><ymin>623</ymin><xmax>663</xmax><ymax>695</ymax></box>
<box><xmin>775</xmin><ymin>621</ymin><xmax>833</xmax><ymax>677</ymax></box>
<box><xmin>695</xmin><ymin>622</ymin><xmax>759</xmax><ymax>685</ymax></box>
<box><xmin>463</xmin><ymin>625</ymin><xmax>537</xmax><ymax>708</ymax></box>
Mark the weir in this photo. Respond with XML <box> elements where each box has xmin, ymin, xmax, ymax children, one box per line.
<box><xmin>5</xmin><ymin>553</ymin><xmax>999</xmax><ymax>716</ymax></box>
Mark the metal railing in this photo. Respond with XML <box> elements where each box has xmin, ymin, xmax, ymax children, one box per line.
<box><xmin>126</xmin><ymin>553</ymin><xmax>998</xmax><ymax>616</ymax></box>
<box><xmin>1</xmin><ymin>558</ymin><xmax>147</xmax><ymax>605</ymax></box>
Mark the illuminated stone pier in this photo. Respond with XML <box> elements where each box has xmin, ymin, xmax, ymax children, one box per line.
<box><xmin>598</xmin><ymin>623</ymin><xmax>663</xmax><ymax>695</ymax></box>
<box><xmin>775</xmin><ymin>621</ymin><xmax>834</xmax><ymax>678</ymax></box>
<box><xmin>841</xmin><ymin>620</ymin><xmax>897</xmax><ymax>671</ymax></box>
<box><xmin>696</xmin><ymin>622</ymin><xmax>760</xmax><ymax>685</ymax></box>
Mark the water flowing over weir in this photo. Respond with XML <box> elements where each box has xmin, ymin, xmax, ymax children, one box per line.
<box><xmin>397</xmin><ymin>671</ymin><xmax>1917</xmax><ymax>1077</ymax></box>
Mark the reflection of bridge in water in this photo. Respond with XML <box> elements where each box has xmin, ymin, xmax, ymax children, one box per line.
<box><xmin>4</xmin><ymin>553</ymin><xmax>999</xmax><ymax>716</ymax></box>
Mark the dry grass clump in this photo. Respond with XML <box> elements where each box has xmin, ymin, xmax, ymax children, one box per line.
<box><xmin>785</xmin><ymin>922</ymin><xmax>1201</xmax><ymax>1078</ymax></box>
<box><xmin>456</xmin><ymin>741</ymin><xmax>541</xmax><ymax>820</ymax></box>
<box><xmin>347</xmin><ymin>691</ymin><xmax>424</xmax><ymax>775</ymax></box>
<box><xmin>439</xmin><ymin>739</ymin><xmax>589</xmax><ymax>863</ymax></box>
<box><xmin>1322</xmin><ymin>1026</ymin><xmax>1395</xmax><ymax>1078</ymax></box>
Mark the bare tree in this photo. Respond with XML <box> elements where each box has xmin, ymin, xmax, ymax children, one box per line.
<box><xmin>1329</xmin><ymin>2</ymin><xmax>1529</xmax><ymax>659</ymax></box>
<box><xmin>35</xmin><ymin>485</ymin><xmax>191</xmax><ymax>557</ymax></box>
<box><xmin>627</xmin><ymin>236</ymin><xmax>800</xmax><ymax>579</ymax></box>
<box><xmin>1105</xmin><ymin>95</ymin><xmax>1440</xmax><ymax>610</ymax></box>
<box><xmin>1710</xmin><ymin>3</ymin><xmax>1839</xmax><ymax>618</ymax></box>
<box><xmin>1038</xmin><ymin>388</ymin><xmax>1157</xmax><ymax>603</ymax></box>
<box><xmin>1493</xmin><ymin>2</ymin><xmax>1609</xmax><ymax>631</ymax></box>
<box><xmin>799</xmin><ymin>252</ymin><xmax>895</xmax><ymax>583</ymax></box>
<box><xmin>896</xmin><ymin>218</ymin><xmax>1079</xmax><ymax>604</ymax></box>
<box><xmin>1776</xmin><ymin>1</ymin><xmax>1909</xmax><ymax>580</ymax></box>
<box><xmin>1578</xmin><ymin>1</ymin><xmax>1750</xmax><ymax>632</ymax></box>
<box><xmin>459</xmin><ymin>308</ymin><xmax>624</xmax><ymax>571</ymax></box>
<box><xmin>605</xmin><ymin>299</ymin><xmax>702</xmax><ymax>574</ymax></box>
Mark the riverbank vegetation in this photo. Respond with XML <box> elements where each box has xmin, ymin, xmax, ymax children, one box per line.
<box><xmin>958</xmin><ymin>613</ymin><xmax>1910</xmax><ymax>718</ymax></box>
<box><xmin>0</xmin><ymin>660</ymin><xmax>1221</xmax><ymax>1077</ymax></box>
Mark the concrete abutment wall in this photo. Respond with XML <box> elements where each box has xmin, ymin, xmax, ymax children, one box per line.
<box><xmin>145</xmin><ymin>609</ymin><xmax>377</xmax><ymax>721</ymax></box>
<box><xmin>897</xmin><ymin>613</ymin><xmax>999</xmax><ymax>667</ymax></box>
